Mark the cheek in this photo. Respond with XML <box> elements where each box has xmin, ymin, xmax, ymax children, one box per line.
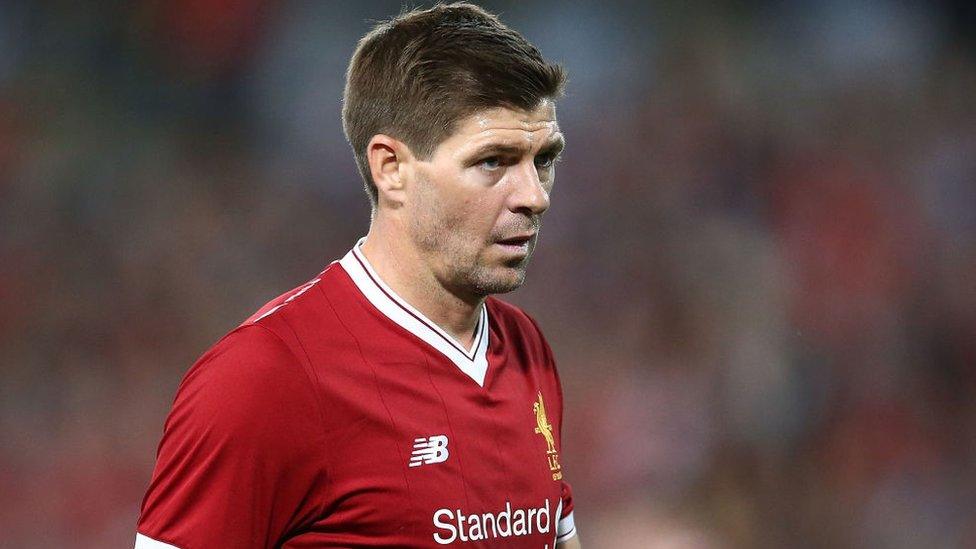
<box><xmin>434</xmin><ymin>185</ymin><xmax>491</xmax><ymax>229</ymax></box>
<box><xmin>415</xmin><ymin>167</ymin><xmax>505</xmax><ymax>240</ymax></box>
<box><xmin>457</xmin><ymin>193</ymin><xmax>503</xmax><ymax>236</ymax></box>
<box><xmin>411</xmin><ymin>178</ymin><xmax>469</xmax><ymax>243</ymax></box>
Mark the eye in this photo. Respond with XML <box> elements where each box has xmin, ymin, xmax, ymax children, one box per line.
<box><xmin>535</xmin><ymin>153</ymin><xmax>557</xmax><ymax>169</ymax></box>
<box><xmin>479</xmin><ymin>157</ymin><xmax>502</xmax><ymax>171</ymax></box>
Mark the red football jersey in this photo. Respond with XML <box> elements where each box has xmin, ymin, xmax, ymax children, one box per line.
<box><xmin>136</xmin><ymin>240</ymin><xmax>577</xmax><ymax>548</ymax></box>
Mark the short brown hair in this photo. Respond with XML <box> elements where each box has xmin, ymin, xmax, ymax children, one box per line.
<box><xmin>342</xmin><ymin>2</ymin><xmax>566</xmax><ymax>207</ymax></box>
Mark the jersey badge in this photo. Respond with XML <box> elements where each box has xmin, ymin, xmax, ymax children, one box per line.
<box><xmin>410</xmin><ymin>434</ymin><xmax>450</xmax><ymax>467</ymax></box>
<box><xmin>533</xmin><ymin>392</ymin><xmax>562</xmax><ymax>480</ymax></box>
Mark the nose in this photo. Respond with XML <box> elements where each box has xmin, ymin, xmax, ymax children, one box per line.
<box><xmin>508</xmin><ymin>160</ymin><xmax>550</xmax><ymax>216</ymax></box>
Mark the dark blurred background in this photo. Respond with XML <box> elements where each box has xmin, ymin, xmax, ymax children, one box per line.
<box><xmin>2</xmin><ymin>1</ymin><xmax>975</xmax><ymax>547</ymax></box>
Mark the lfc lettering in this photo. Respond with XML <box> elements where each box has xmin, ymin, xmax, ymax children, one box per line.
<box><xmin>533</xmin><ymin>392</ymin><xmax>563</xmax><ymax>480</ymax></box>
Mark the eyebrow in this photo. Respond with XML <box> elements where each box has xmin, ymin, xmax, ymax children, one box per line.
<box><xmin>468</xmin><ymin>135</ymin><xmax>566</xmax><ymax>160</ymax></box>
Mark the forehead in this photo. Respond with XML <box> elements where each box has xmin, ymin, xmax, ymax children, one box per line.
<box><xmin>439</xmin><ymin>101</ymin><xmax>560</xmax><ymax>154</ymax></box>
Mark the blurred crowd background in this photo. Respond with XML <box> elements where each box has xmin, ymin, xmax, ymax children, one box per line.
<box><xmin>2</xmin><ymin>1</ymin><xmax>975</xmax><ymax>547</ymax></box>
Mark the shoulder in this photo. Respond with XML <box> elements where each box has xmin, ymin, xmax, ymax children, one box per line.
<box><xmin>237</xmin><ymin>261</ymin><xmax>357</xmax><ymax>355</ymax></box>
<box><xmin>242</xmin><ymin>261</ymin><xmax>342</xmax><ymax>327</ymax></box>
<box><xmin>142</xmin><ymin>327</ymin><xmax>329</xmax><ymax>547</ymax></box>
<box><xmin>167</xmin><ymin>323</ymin><xmax>323</xmax><ymax>438</ymax></box>
<box><xmin>239</xmin><ymin>260</ymin><xmax>368</xmax><ymax>330</ymax></box>
<box><xmin>181</xmin><ymin>323</ymin><xmax>303</xmax><ymax>392</ymax></box>
<box><xmin>171</xmin><ymin>261</ymin><xmax>371</xmax><ymax>426</ymax></box>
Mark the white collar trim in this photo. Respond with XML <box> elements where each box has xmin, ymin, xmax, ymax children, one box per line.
<box><xmin>339</xmin><ymin>238</ymin><xmax>490</xmax><ymax>386</ymax></box>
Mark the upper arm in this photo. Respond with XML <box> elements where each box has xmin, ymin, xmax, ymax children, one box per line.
<box><xmin>136</xmin><ymin>325</ymin><xmax>327</xmax><ymax>549</ymax></box>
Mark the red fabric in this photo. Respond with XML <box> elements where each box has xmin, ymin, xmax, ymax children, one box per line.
<box><xmin>137</xmin><ymin>261</ymin><xmax>573</xmax><ymax>547</ymax></box>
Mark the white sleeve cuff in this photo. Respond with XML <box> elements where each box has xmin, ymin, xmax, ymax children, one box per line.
<box><xmin>135</xmin><ymin>533</ymin><xmax>181</xmax><ymax>549</ymax></box>
<box><xmin>556</xmin><ymin>510</ymin><xmax>577</xmax><ymax>543</ymax></box>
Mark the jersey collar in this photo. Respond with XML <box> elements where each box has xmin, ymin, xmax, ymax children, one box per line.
<box><xmin>339</xmin><ymin>238</ymin><xmax>490</xmax><ymax>386</ymax></box>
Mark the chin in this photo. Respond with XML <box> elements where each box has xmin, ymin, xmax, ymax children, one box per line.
<box><xmin>469</xmin><ymin>267</ymin><xmax>527</xmax><ymax>296</ymax></box>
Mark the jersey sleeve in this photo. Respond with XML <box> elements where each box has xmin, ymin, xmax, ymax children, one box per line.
<box><xmin>136</xmin><ymin>324</ymin><xmax>327</xmax><ymax>549</ymax></box>
<box><xmin>554</xmin><ymin>363</ymin><xmax>577</xmax><ymax>544</ymax></box>
<box><xmin>556</xmin><ymin>480</ymin><xmax>577</xmax><ymax>543</ymax></box>
<box><xmin>523</xmin><ymin>311</ymin><xmax>579</xmax><ymax>544</ymax></box>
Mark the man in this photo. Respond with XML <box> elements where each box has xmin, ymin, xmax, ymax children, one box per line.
<box><xmin>136</xmin><ymin>3</ymin><xmax>580</xmax><ymax>547</ymax></box>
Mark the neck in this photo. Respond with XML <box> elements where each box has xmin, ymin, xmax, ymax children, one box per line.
<box><xmin>359</xmin><ymin>220</ymin><xmax>483</xmax><ymax>350</ymax></box>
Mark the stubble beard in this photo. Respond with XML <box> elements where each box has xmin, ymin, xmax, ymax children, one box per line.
<box><xmin>408</xmin><ymin>208</ymin><xmax>535</xmax><ymax>299</ymax></box>
<box><xmin>467</xmin><ymin>250</ymin><xmax>531</xmax><ymax>296</ymax></box>
<box><xmin>411</xmin><ymin>217</ymin><xmax>533</xmax><ymax>299</ymax></box>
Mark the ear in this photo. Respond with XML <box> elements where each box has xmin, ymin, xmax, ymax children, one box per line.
<box><xmin>366</xmin><ymin>134</ymin><xmax>411</xmax><ymax>208</ymax></box>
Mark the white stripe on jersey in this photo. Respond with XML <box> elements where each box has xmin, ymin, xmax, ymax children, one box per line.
<box><xmin>556</xmin><ymin>509</ymin><xmax>577</xmax><ymax>543</ymax></box>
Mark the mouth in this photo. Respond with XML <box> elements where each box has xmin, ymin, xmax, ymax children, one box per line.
<box><xmin>494</xmin><ymin>233</ymin><xmax>535</xmax><ymax>255</ymax></box>
<box><xmin>496</xmin><ymin>233</ymin><xmax>534</xmax><ymax>246</ymax></box>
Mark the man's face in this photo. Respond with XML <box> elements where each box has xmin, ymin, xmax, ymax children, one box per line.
<box><xmin>405</xmin><ymin>100</ymin><xmax>563</xmax><ymax>299</ymax></box>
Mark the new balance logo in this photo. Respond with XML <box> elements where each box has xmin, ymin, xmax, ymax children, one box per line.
<box><xmin>410</xmin><ymin>435</ymin><xmax>449</xmax><ymax>467</ymax></box>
